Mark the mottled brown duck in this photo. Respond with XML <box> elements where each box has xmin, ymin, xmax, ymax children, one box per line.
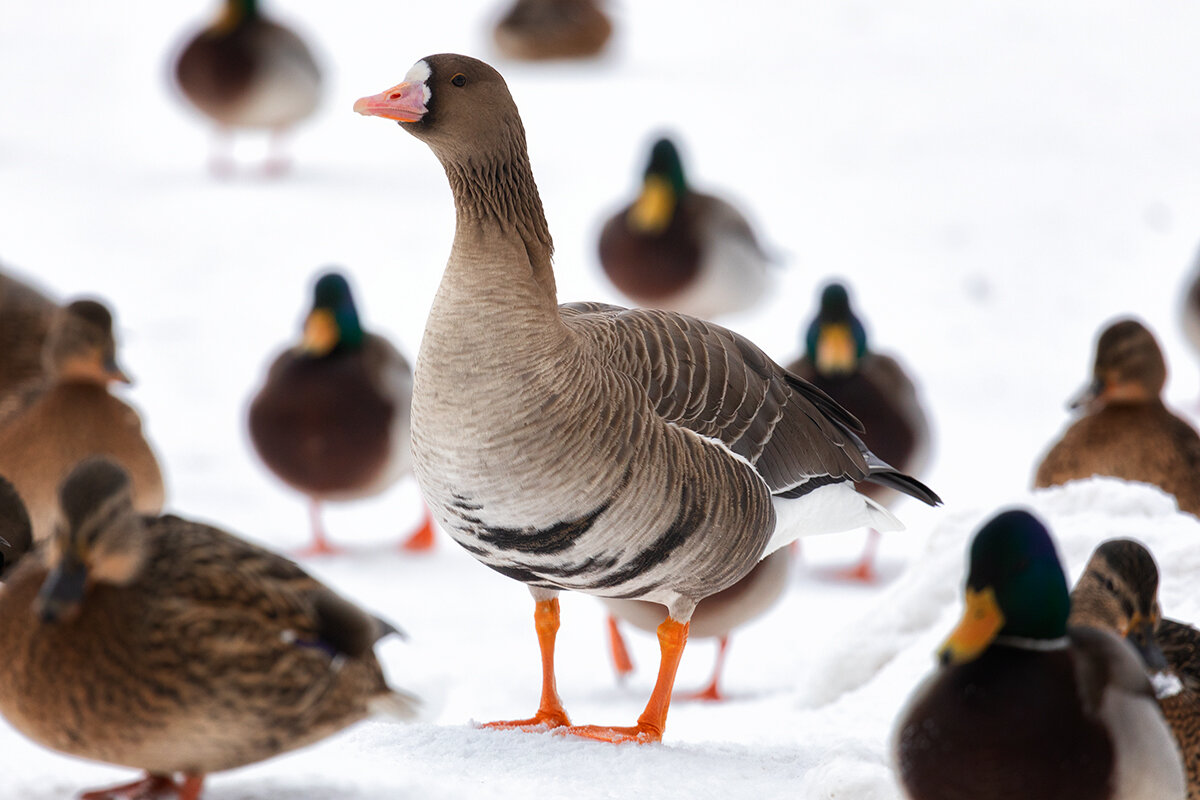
<box><xmin>173</xmin><ymin>0</ymin><xmax>322</xmax><ymax>174</ymax></box>
<box><xmin>0</xmin><ymin>299</ymin><xmax>163</xmax><ymax>541</ymax></box>
<box><xmin>355</xmin><ymin>53</ymin><xmax>939</xmax><ymax>744</ymax></box>
<box><xmin>248</xmin><ymin>271</ymin><xmax>434</xmax><ymax>555</ymax></box>
<box><xmin>598</xmin><ymin>137</ymin><xmax>771</xmax><ymax>320</ymax></box>
<box><xmin>1034</xmin><ymin>318</ymin><xmax>1200</xmax><ymax>516</ymax></box>
<box><xmin>895</xmin><ymin>510</ymin><xmax>1185</xmax><ymax>800</ymax></box>
<box><xmin>0</xmin><ymin>269</ymin><xmax>57</xmax><ymax>403</ymax></box>
<box><xmin>787</xmin><ymin>281</ymin><xmax>931</xmax><ymax>581</ymax></box>
<box><xmin>0</xmin><ymin>475</ymin><xmax>32</xmax><ymax>581</ymax></box>
<box><xmin>0</xmin><ymin>458</ymin><xmax>417</xmax><ymax>800</ymax></box>
<box><xmin>492</xmin><ymin>0</ymin><xmax>612</xmax><ymax>61</ymax></box>
<box><xmin>1070</xmin><ymin>539</ymin><xmax>1200</xmax><ymax>799</ymax></box>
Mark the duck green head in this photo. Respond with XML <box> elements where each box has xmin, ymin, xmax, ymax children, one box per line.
<box><xmin>805</xmin><ymin>282</ymin><xmax>868</xmax><ymax>376</ymax></box>
<box><xmin>938</xmin><ymin>510</ymin><xmax>1070</xmax><ymax>666</ymax></box>
<box><xmin>301</xmin><ymin>272</ymin><xmax>364</xmax><ymax>356</ymax></box>
<box><xmin>214</xmin><ymin>0</ymin><xmax>260</xmax><ymax>33</ymax></box>
<box><xmin>629</xmin><ymin>137</ymin><xmax>687</xmax><ymax>235</ymax></box>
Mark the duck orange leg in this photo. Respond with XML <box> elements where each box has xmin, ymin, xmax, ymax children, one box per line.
<box><xmin>684</xmin><ymin>635</ymin><xmax>728</xmax><ymax>702</ymax></box>
<box><xmin>481</xmin><ymin>597</ymin><xmax>571</xmax><ymax>730</ymax></box>
<box><xmin>400</xmin><ymin>505</ymin><xmax>437</xmax><ymax>552</ymax></box>
<box><xmin>836</xmin><ymin>528</ymin><xmax>880</xmax><ymax>583</ymax></box>
<box><xmin>562</xmin><ymin>617</ymin><xmax>689</xmax><ymax>744</ymax></box>
<box><xmin>607</xmin><ymin>615</ymin><xmax>635</xmax><ymax>679</ymax></box>
<box><xmin>296</xmin><ymin>499</ymin><xmax>344</xmax><ymax>557</ymax></box>
<box><xmin>81</xmin><ymin>773</ymin><xmax>203</xmax><ymax>800</ymax></box>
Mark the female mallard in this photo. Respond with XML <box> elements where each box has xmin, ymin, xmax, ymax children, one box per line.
<box><xmin>597</xmin><ymin>137</ymin><xmax>771</xmax><ymax>320</ymax></box>
<box><xmin>248</xmin><ymin>271</ymin><xmax>433</xmax><ymax>555</ymax></box>
<box><xmin>786</xmin><ymin>281</ymin><xmax>932</xmax><ymax>581</ymax></box>
<box><xmin>173</xmin><ymin>0</ymin><xmax>322</xmax><ymax>174</ymax></box>
<box><xmin>0</xmin><ymin>458</ymin><xmax>417</xmax><ymax>800</ymax></box>
<box><xmin>355</xmin><ymin>53</ymin><xmax>938</xmax><ymax>743</ymax></box>
<box><xmin>1034</xmin><ymin>319</ymin><xmax>1200</xmax><ymax>515</ymax></box>
<box><xmin>0</xmin><ymin>476</ymin><xmax>32</xmax><ymax>580</ymax></box>
<box><xmin>0</xmin><ymin>269</ymin><xmax>57</xmax><ymax>402</ymax></box>
<box><xmin>0</xmin><ymin>299</ymin><xmax>163</xmax><ymax>541</ymax></box>
<box><xmin>1071</xmin><ymin>539</ymin><xmax>1200</xmax><ymax>799</ymax></box>
<box><xmin>895</xmin><ymin>510</ymin><xmax>1185</xmax><ymax>800</ymax></box>
<box><xmin>602</xmin><ymin>547</ymin><xmax>792</xmax><ymax>701</ymax></box>
<box><xmin>492</xmin><ymin>0</ymin><xmax>612</xmax><ymax>61</ymax></box>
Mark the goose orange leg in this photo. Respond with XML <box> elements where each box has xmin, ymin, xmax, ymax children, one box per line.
<box><xmin>481</xmin><ymin>597</ymin><xmax>571</xmax><ymax>730</ymax></box>
<box><xmin>81</xmin><ymin>773</ymin><xmax>203</xmax><ymax>800</ymax></box>
<box><xmin>562</xmin><ymin>617</ymin><xmax>689</xmax><ymax>743</ymax></box>
<box><xmin>400</xmin><ymin>505</ymin><xmax>437</xmax><ymax>552</ymax></box>
<box><xmin>684</xmin><ymin>635</ymin><xmax>728</xmax><ymax>702</ymax></box>
<box><xmin>607</xmin><ymin>615</ymin><xmax>635</xmax><ymax>679</ymax></box>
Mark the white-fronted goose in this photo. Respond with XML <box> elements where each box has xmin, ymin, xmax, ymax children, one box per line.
<box><xmin>492</xmin><ymin>0</ymin><xmax>613</xmax><ymax>62</ymax></box>
<box><xmin>248</xmin><ymin>271</ymin><xmax>434</xmax><ymax>555</ymax></box>
<box><xmin>895</xmin><ymin>510</ymin><xmax>1186</xmax><ymax>800</ymax></box>
<box><xmin>0</xmin><ymin>300</ymin><xmax>164</xmax><ymax>541</ymax></box>
<box><xmin>1034</xmin><ymin>319</ymin><xmax>1200</xmax><ymax>516</ymax></box>
<box><xmin>1071</xmin><ymin>539</ymin><xmax>1200</xmax><ymax>799</ymax></box>
<box><xmin>355</xmin><ymin>53</ymin><xmax>939</xmax><ymax>744</ymax></box>
<box><xmin>0</xmin><ymin>458</ymin><xmax>417</xmax><ymax>800</ymax></box>
<box><xmin>597</xmin><ymin>136</ymin><xmax>771</xmax><ymax>320</ymax></box>
<box><xmin>787</xmin><ymin>281</ymin><xmax>932</xmax><ymax>581</ymax></box>
<box><xmin>173</xmin><ymin>0</ymin><xmax>322</xmax><ymax>175</ymax></box>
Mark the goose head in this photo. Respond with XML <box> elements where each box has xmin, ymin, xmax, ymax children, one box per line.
<box><xmin>36</xmin><ymin>458</ymin><xmax>148</xmax><ymax>623</ymax></box>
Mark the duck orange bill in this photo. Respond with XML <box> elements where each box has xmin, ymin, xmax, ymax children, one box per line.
<box><xmin>937</xmin><ymin>587</ymin><xmax>1004</xmax><ymax>665</ymax></box>
<box><xmin>353</xmin><ymin>82</ymin><xmax>427</xmax><ymax>122</ymax></box>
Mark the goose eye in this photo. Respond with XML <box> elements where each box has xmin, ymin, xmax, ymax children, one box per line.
<box><xmin>451</xmin><ymin>73</ymin><xmax>467</xmax><ymax>88</ymax></box>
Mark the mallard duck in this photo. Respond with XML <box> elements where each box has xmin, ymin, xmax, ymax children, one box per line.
<box><xmin>1034</xmin><ymin>318</ymin><xmax>1200</xmax><ymax>516</ymax></box>
<box><xmin>786</xmin><ymin>281</ymin><xmax>932</xmax><ymax>581</ymax></box>
<box><xmin>355</xmin><ymin>54</ymin><xmax>939</xmax><ymax>743</ymax></box>
<box><xmin>0</xmin><ymin>458</ymin><xmax>418</xmax><ymax>800</ymax></box>
<box><xmin>0</xmin><ymin>476</ymin><xmax>32</xmax><ymax>581</ymax></box>
<box><xmin>492</xmin><ymin>0</ymin><xmax>612</xmax><ymax>61</ymax></box>
<box><xmin>0</xmin><ymin>300</ymin><xmax>163</xmax><ymax>541</ymax></box>
<box><xmin>248</xmin><ymin>271</ymin><xmax>433</xmax><ymax>555</ymax></box>
<box><xmin>597</xmin><ymin>137</ymin><xmax>771</xmax><ymax>320</ymax></box>
<box><xmin>602</xmin><ymin>547</ymin><xmax>792</xmax><ymax>701</ymax></box>
<box><xmin>173</xmin><ymin>0</ymin><xmax>322</xmax><ymax>175</ymax></box>
<box><xmin>0</xmin><ymin>269</ymin><xmax>57</xmax><ymax>403</ymax></box>
<box><xmin>1070</xmin><ymin>539</ymin><xmax>1200</xmax><ymax>799</ymax></box>
<box><xmin>894</xmin><ymin>509</ymin><xmax>1186</xmax><ymax>799</ymax></box>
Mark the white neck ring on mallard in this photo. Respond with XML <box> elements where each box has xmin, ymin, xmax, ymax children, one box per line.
<box><xmin>993</xmin><ymin>634</ymin><xmax>1070</xmax><ymax>651</ymax></box>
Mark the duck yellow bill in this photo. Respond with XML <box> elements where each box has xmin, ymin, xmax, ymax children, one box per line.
<box><xmin>353</xmin><ymin>81</ymin><xmax>428</xmax><ymax>123</ymax></box>
<box><xmin>938</xmin><ymin>587</ymin><xmax>1004</xmax><ymax>665</ymax></box>
<box><xmin>629</xmin><ymin>175</ymin><xmax>676</xmax><ymax>234</ymax></box>
<box><xmin>302</xmin><ymin>309</ymin><xmax>338</xmax><ymax>356</ymax></box>
<box><xmin>816</xmin><ymin>324</ymin><xmax>857</xmax><ymax>374</ymax></box>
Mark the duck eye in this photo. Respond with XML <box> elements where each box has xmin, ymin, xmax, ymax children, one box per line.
<box><xmin>1103</xmin><ymin>577</ymin><xmax>1117</xmax><ymax>594</ymax></box>
<box><xmin>451</xmin><ymin>73</ymin><xmax>467</xmax><ymax>88</ymax></box>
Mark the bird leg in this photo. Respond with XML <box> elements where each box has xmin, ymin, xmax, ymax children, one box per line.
<box><xmin>481</xmin><ymin>597</ymin><xmax>571</xmax><ymax>730</ymax></box>
<box><xmin>81</xmin><ymin>773</ymin><xmax>203</xmax><ymax>800</ymax></box>
<box><xmin>262</xmin><ymin>129</ymin><xmax>293</xmax><ymax>177</ymax></box>
<box><xmin>295</xmin><ymin>499</ymin><xmax>344</xmax><ymax>557</ymax></box>
<box><xmin>400</xmin><ymin>505</ymin><xmax>437</xmax><ymax>552</ymax></box>
<box><xmin>607</xmin><ymin>615</ymin><xmax>634</xmax><ymax>679</ymax></box>
<box><xmin>836</xmin><ymin>528</ymin><xmax>880</xmax><ymax>583</ymax></box>
<box><xmin>684</xmin><ymin>635</ymin><xmax>728</xmax><ymax>702</ymax></box>
<box><xmin>562</xmin><ymin>616</ymin><xmax>689</xmax><ymax>743</ymax></box>
<box><xmin>207</xmin><ymin>127</ymin><xmax>235</xmax><ymax>178</ymax></box>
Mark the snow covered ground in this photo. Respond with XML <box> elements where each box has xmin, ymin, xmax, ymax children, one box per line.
<box><xmin>3</xmin><ymin>0</ymin><xmax>1200</xmax><ymax>797</ymax></box>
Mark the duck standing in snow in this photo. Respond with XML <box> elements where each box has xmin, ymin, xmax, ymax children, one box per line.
<box><xmin>597</xmin><ymin>137</ymin><xmax>771</xmax><ymax>320</ymax></box>
<box><xmin>249</xmin><ymin>272</ymin><xmax>434</xmax><ymax>555</ymax></box>
<box><xmin>355</xmin><ymin>53</ymin><xmax>939</xmax><ymax>743</ymax></box>
<box><xmin>0</xmin><ymin>300</ymin><xmax>163</xmax><ymax>541</ymax></box>
<box><xmin>0</xmin><ymin>458</ymin><xmax>417</xmax><ymax>800</ymax></box>
<box><xmin>1034</xmin><ymin>319</ymin><xmax>1200</xmax><ymax>516</ymax></box>
<box><xmin>492</xmin><ymin>0</ymin><xmax>612</xmax><ymax>61</ymax></box>
<box><xmin>1070</xmin><ymin>539</ymin><xmax>1200</xmax><ymax>799</ymax></box>
<box><xmin>0</xmin><ymin>270</ymin><xmax>57</xmax><ymax>402</ymax></box>
<box><xmin>786</xmin><ymin>281</ymin><xmax>931</xmax><ymax>581</ymax></box>
<box><xmin>895</xmin><ymin>510</ymin><xmax>1186</xmax><ymax>800</ymax></box>
<box><xmin>173</xmin><ymin>0</ymin><xmax>322</xmax><ymax>175</ymax></box>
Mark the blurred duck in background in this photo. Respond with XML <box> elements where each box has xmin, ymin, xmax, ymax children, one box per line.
<box><xmin>249</xmin><ymin>272</ymin><xmax>434</xmax><ymax>556</ymax></box>
<box><xmin>602</xmin><ymin>548</ymin><xmax>792</xmax><ymax>701</ymax></box>
<box><xmin>598</xmin><ymin>137</ymin><xmax>771</xmax><ymax>320</ymax></box>
<box><xmin>0</xmin><ymin>299</ymin><xmax>164</xmax><ymax>541</ymax></box>
<box><xmin>1070</xmin><ymin>538</ymin><xmax>1200</xmax><ymax>799</ymax></box>
<box><xmin>0</xmin><ymin>269</ymin><xmax>58</xmax><ymax>402</ymax></box>
<box><xmin>1179</xmin><ymin>255</ymin><xmax>1200</xmax><ymax>404</ymax></box>
<box><xmin>894</xmin><ymin>509</ymin><xmax>1186</xmax><ymax>800</ymax></box>
<box><xmin>492</xmin><ymin>0</ymin><xmax>612</xmax><ymax>61</ymax></box>
<box><xmin>0</xmin><ymin>458</ymin><xmax>418</xmax><ymax>800</ymax></box>
<box><xmin>173</xmin><ymin>0</ymin><xmax>322</xmax><ymax>175</ymax></box>
<box><xmin>787</xmin><ymin>282</ymin><xmax>932</xmax><ymax>581</ymax></box>
<box><xmin>1034</xmin><ymin>318</ymin><xmax>1200</xmax><ymax>517</ymax></box>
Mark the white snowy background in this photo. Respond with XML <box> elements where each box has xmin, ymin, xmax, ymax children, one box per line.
<box><xmin>3</xmin><ymin>0</ymin><xmax>1200</xmax><ymax>797</ymax></box>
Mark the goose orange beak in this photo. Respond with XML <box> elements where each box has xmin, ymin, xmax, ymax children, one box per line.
<box><xmin>354</xmin><ymin>82</ymin><xmax>428</xmax><ymax>123</ymax></box>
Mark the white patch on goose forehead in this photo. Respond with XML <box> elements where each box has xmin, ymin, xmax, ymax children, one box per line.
<box><xmin>405</xmin><ymin>60</ymin><xmax>433</xmax><ymax>104</ymax></box>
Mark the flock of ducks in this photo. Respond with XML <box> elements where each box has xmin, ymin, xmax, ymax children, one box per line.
<box><xmin>2</xmin><ymin>0</ymin><xmax>1200</xmax><ymax>797</ymax></box>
